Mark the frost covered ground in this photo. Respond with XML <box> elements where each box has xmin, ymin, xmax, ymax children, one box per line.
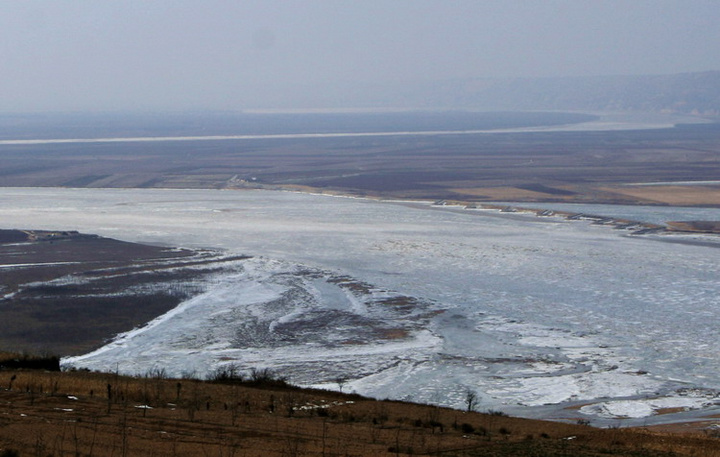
<box><xmin>2</xmin><ymin>187</ymin><xmax>719</xmax><ymax>426</ymax></box>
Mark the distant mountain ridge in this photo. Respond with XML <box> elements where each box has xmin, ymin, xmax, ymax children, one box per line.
<box><xmin>439</xmin><ymin>71</ymin><xmax>720</xmax><ymax>115</ymax></box>
<box><xmin>300</xmin><ymin>71</ymin><xmax>720</xmax><ymax>115</ymax></box>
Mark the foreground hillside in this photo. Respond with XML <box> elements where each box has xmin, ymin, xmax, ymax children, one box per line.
<box><xmin>1</xmin><ymin>366</ymin><xmax>719</xmax><ymax>457</ymax></box>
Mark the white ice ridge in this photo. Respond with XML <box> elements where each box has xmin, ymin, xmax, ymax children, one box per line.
<box><xmin>0</xmin><ymin>129</ymin><xmax>551</xmax><ymax>145</ymax></box>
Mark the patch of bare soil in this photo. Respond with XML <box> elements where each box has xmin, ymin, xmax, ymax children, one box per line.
<box><xmin>598</xmin><ymin>185</ymin><xmax>720</xmax><ymax>207</ymax></box>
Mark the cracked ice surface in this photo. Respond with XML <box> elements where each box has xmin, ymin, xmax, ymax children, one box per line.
<box><xmin>1</xmin><ymin>187</ymin><xmax>719</xmax><ymax>423</ymax></box>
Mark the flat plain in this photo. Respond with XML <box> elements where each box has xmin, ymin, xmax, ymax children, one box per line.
<box><xmin>1</xmin><ymin>112</ymin><xmax>719</xmax><ymax>206</ymax></box>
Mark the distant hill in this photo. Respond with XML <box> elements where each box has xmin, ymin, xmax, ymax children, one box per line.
<box><xmin>436</xmin><ymin>71</ymin><xmax>720</xmax><ymax>115</ymax></box>
<box><xmin>296</xmin><ymin>71</ymin><xmax>720</xmax><ymax>115</ymax></box>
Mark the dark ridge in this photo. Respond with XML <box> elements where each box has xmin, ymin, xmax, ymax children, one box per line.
<box><xmin>0</xmin><ymin>229</ymin><xmax>29</xmax><ymax>243</ymax></box>
<box><xmin>515</xmin><ymin>184</ymin><xmax>578</xmax><ymax>196</ymax></box>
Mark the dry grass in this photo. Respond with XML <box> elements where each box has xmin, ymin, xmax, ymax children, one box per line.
<box><xmin>597</xmin><ymin>185</ymin><xmax>720</xmax><ymax>206</ymax></box>
<box><xmin>1</xmin><ymin>369</ymin><xmax>720</xmax><ymax>456</ymax></box>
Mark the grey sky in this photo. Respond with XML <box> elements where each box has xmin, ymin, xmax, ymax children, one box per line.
<box><xmin>1</xmin><ymin>0</ymin><xmax>718</xmax><ymax>112</ymax></box>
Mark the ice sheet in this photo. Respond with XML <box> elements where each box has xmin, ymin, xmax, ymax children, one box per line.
<box><xmin>1</xmin><ymin>187</ymin><xmax>719</xmax><ymax>424</ymax></box>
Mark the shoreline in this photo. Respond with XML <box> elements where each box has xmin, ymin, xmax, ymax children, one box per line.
<box><xmin>283</xmin><ymin>186</ymin><xmax>720</xmax><ymax>236</ymax></box>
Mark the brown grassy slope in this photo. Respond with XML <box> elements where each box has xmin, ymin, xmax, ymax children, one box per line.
<box><xmin>1</xmin><ymin>368</ymin><xmax>719</xmax><ymax>457</ymax></box>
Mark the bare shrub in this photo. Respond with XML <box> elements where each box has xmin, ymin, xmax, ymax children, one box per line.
<box><xmin>209</xmin><ymin>364</ymin><xmax>244</xmax><ymax>384</ymax></box>
<box><xmin>465</xmin><ymin>390</ymin><xmax>477</xmax><ymax>412</ymax></box>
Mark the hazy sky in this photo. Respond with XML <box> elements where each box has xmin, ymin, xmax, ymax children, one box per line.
<box><xmin>1</xmin><ymin>0</ymin><xmax>719</xmax><ymax>112</ymax></box>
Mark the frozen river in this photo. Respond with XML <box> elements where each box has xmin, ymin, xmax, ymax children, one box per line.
<box><xmin>2</xmin><ymin>187</ymin><xmax>720</xmax><ymax>426</ymax></box>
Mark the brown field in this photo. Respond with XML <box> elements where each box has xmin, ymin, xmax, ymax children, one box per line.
<box><xmin>596</xmin><ymin>185</ymin><xmax>720</xmax><ymax>206</ymax></box>
<box><xmin>445</xmin><ymin>184</ymin><xmax>720</xmax><ymax>207</ymax></box>
<box><xmin>2</xmin><ymin>368</ymin><xmax>720</xmax><ymax>457</ymax></box>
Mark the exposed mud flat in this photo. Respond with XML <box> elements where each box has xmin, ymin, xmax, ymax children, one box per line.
<box><xmin>0</xmin><ymin>229</ymin><xmax>248</xmax><ymax>354</ymax></box>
